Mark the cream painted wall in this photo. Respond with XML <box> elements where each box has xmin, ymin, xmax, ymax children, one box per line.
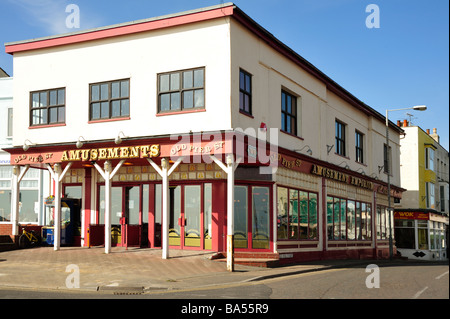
<box><xmin>12</xmin><ymin>18</ymin><xmax>232</xmax><ymax>147</ymax></box>
<box><xmin>229</xmin><ymin>19</ymin><xmax>401</xmax><ymax>186</ymax></box>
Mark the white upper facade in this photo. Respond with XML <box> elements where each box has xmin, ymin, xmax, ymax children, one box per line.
<box><xmin>5</xmin><ymin>3</ymin><xmax>403</xmax><ymax>186</ymax></box>
<box><xmin>0</xmin><ymin>76</ymin><xmax>13</xmax><ymax>150</ymax></box>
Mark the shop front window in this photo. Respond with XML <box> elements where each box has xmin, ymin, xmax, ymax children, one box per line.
<box><xmin>394</xmin><ymin>220</ymin><xmax>415</xmax><ymax>249</ymax></box>
<box><xmin>18</xmin><ymin>190</ymin><xmax>39</xmax><ymax>223</ymax></box>
<box><xmin>277</xmin><ymin>186</ymin><xmax>318</xmax><ymax>241</ymax></box>
<box><xmin>277</xmin><ymin>187</ymin><xmax>288</xmax><ymax>240</ymax></box>
<box><xmin>417</xmin><ymin>220</ymin><xmax>428</xmax><ymax>250</ymax></box>
<box><xmin>234</xmin><ymin>186</ymin><xmax>248</xmax><ymax>249</ymax></box>
<box><xmin>327</xmin><ymin>195</ymin><xmax>372</xmax><ymax>241</ymax></box>
<box><xmin>252</xmin><ymin>187</ymin><xmax>270</xmax><ymax>249</ymax></box>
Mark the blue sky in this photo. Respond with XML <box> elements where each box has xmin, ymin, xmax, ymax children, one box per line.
<box><xmin>1</xmin><ymin>0</ymin><xmax>448</xmax><ymax>149</ymax></box>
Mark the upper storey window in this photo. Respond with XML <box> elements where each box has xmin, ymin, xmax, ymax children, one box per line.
<box><xmin>30</xmin><ymin>88</ymin><xmax>65</xmax><ymax>126</ymax></box>
<box><xmin>158</xmin><ymin>67</ymin><xmax>205</xmax><ymax>113</ymax></box>
<box><xmin>281</xmin><ymin>90</ymin><xmax>298</xmax><ymax>136</ymax></box>
<box><xmin>335</xmin><ymin>120</ymin><xmax>346</xmax><ymax>156</ymax></box>
<box><xmin>90</xmin><ymin>79</ymin><xmax>130</xmax><ymax>121</ymax></box>
<box><xmin>239</xmin><ymin>69</ymin><xmax>252</xmax><ymax>115</ymax></box>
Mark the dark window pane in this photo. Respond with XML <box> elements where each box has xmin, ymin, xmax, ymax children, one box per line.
<box><xmin>240</xmin><ymin>71</ymin><xmax>245</xmax><ymax>90</ymax></box>
<box><xmin>183</xmin><ymin>71</ymin><xmax>193</xmax><ymax>89</ymax></box>
<box><xmin>58</xmin><ymin>106</ymin><xmax>65</xmax><ymax>122</ymax></box>
<box><xmin>40</xmin><ymin>92</ymin><xmax>47</xmax><ymax>107</ymax></box>
<box><xmin>91</xmin><ymin>85</ymin><xmax>99</xmax><ymax>101</ymax></box>
<box><xmin>245</xmin><ymin>74</ymin><xmax>251</xmax><ymax>92</ymax></box>
<box><xmin>171</xmin><ymin>93</ymin><xmax>180</xmax><ymax>110</ymax></box>
<box><xmin>32</xmin><ymin>110</ymin><xmax>39</xmax><ymax>125</ymax></box>
<box><xmin>100</xmin><ymin>84</ymin><xmax>108</xmax><ymax>100</ymax></box>
<box><xmin>41</xmin><ymin>109</ymin><xmax>48</xmax><ymax>124</ymax></box>
<box><xmin>101</xmin><ymin>102</ymin><xmax>109</xmax><ymax>118</ymax></box>
<box><xmin>32</xmin><ymin>93</ymin><xmax>40</xmax><ymax>108</ymax></box>
<box><xmin>49</xmin><ymin>90</ymin><xmax>57</xmax><ymax>106</ymax></box>
<box><xmin>244</xmin><ymin>95</ymin><xmax>250</xmax><ymax>112</ymax></box>
<box><xmin>111</xmin><ymin>82</ymin><xmax>120</xmax><ymax>99</ymax></box>
<box><xmin>112</xmin><ymin>100</ymin><xmax>120</xmax><ymax>117</ymax></box>
<box><xmin>121</xmin><ymin>99</ymin><xmax>129</xmax><ymax>116</ymax></box>
<box><xmin>160</xmin><ymin>74</ymin><xmax>170</xmax><ymax>92</ymax></box>
<box><xmin>170</xmin><ymin>73</ymin><xmax>180</xmax><ymax>91</ymax></box>
<box><xmin>194</xmin><ymin>69</ymin><xmax>204</xmax><ymax>87</ymax></box>
<box><xmin>121</xmin><ymin>80</ymin><xmax>129</xmax><ymax>98</ymax></box>
<box><xmin>91</xmin><ymin>103</ymin><xmax>100</xmax><ymax>119</ymax></box>
<box><xmin>58</xmin><ymin>89</ymin><xmax>65</xmax><ymax>105</ymax></box>
<box><xmin>160</xmin><ymin>94</ymin><xmax>170</xmax><ymax>111</ymax></box>
<box><xmin>183</xmin><ymin>91</ymin><xmax>193</xmax><ymax>108</ymax></box>
<box><xmin>194</xmin><ymin>89</ymin><xmax>204</xmax><ymax>108</ymax></box>
<box><xmin>49</xmin><ymin>107</ymin><xmax>58</xmax><ymax>123</ymax></box>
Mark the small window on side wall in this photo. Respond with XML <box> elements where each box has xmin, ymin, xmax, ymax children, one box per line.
<box><xmin>281</xmin><ymin>90</ymin><xmax>298</xmax><ymax>136</ymax></box>
<box><xmin>239</xmin><ymin>69</ymin><xmax>252</xmax><ymax>115</ymax></box>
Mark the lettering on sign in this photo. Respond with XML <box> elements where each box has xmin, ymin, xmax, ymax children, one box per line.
<box><xmin>61</xmin><ymin>145</ymin><xmax>160</xmax><ymax>162</ymax></box>
<box><xmin>278</xmin><ymin>154</ymin><xmax>302</xmax><ymax>169</ymax></box>
<box><xmin>311</xmin><ymin>164</ymin><xmax>374</xmax><ymax>191</ymax></box>
<box><xmin>14</xmin><ymin>153</ymin><xmax>54</xmax><ymax>164</ymax></box>
<box><xmin>311</xmin><ymin>164</ymin><xmax>349</xmax><ymax>183</ymax></box>
<box><xmin>170</xmin><ymin>142</ymin><xmax>225</xmax><ymax>156</ymax></box>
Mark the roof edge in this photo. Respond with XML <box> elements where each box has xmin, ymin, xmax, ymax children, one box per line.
<box><xmin>5</xmin><ymin>2</ymin><xmax>235</xmax><ymax>54</ymax></box>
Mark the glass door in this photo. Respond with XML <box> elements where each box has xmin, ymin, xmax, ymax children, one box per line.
<box><xmin>234</xmin><ymin>185</ymin><xmax>272</xmax><ymax>250</ymax></box>
<box><xmin>184</xmin><ymin>185</ymin><xmax>201</xmax><ymax>247</ymax></box>
<box><xmin>123</xmin><ymin>186</ymin><xmax>140</xmax><ymax>247</ymax></box>
<box><xmin>167</xmin><ymin>184</ymin><xmax>212</xmax><ymax>250</ymax></box>
<box><xmin>99</xmin><ymin>186</ymin><xmax>123</xmax><ymax>246</ymax></box>
<box><xmin>169</xmin><ymin>186</ymin><xmax>182</xmax><ymax>246</ymax></box>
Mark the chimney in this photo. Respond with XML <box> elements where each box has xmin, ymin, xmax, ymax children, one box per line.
<box><xmin>397</xmin><ymin>120</ymin><xmax>401</xmax><ymax>127</ymax></box>
<box><xmin>431</xmin><ymin>128</ymin><xmax>440</xmax><ymax>143</ymax></box>
<box><xmin>426</xmin><ymin>129</ymin><xmax>430</xmax><ymax>134</ymax></box>
<box><xmin>403</xmin><ymin>119</ymin><xmax>408</xmax><ymax>127</ymax></box>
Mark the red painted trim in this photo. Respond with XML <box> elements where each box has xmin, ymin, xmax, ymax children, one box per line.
<box><xmin>5</xmin><ymin>5</ymin><xmax>234</xmax><ymax>54</ymax></box>
<box><xmin>88</xmin><ymin>117</ymin><xmax>130</xmax><ymax>124</ymax></box>
<box><xmin>29</xmin><ymin>123</ymin><xmax>66</xmax><ymax>130</ymax></box>
<box><xmin>155</xmin><ymin>108</ymin><xmax>206</xmax><ymax>117</ymax></box>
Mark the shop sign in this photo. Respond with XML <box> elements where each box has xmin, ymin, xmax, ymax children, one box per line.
<box><xmin>311</xmin><ymin>164</ymin><xmax>374</xmax><ymax>191</ymax></box>
<box><xmin>394</xmin><ymin>211</ymin><xmax>429</xmax><ymax>220</ymax></box>
<box><xmin>278</xmin><ymin>154</ymin><xmax>302</xmax><ymax>170</ymax></box>
<box><xmin>311</xmin><ymin>164</ymin><xmax>349</xmax><ymax>183</ymax></box>
<box><xmin>61</xmin><ymin>145</ymin><xmax>160</xmax><ymax>162</ymax></box>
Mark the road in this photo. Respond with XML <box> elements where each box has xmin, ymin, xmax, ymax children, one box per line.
<box><xmin>1</xmin><ymin>262</ymin><xmax>447</xmax><ymax>300</ymax></box>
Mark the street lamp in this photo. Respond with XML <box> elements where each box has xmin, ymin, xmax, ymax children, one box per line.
<box><xmin>385</xmin><ymin>105</ymin><xmax>427</xmax><ymax>259</ymax></box>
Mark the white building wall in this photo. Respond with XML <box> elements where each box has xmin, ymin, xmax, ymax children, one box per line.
<box><xmin>12</xmin><ymin>18</ymin><xmax>232</xmax><ymax>147</ymax></box>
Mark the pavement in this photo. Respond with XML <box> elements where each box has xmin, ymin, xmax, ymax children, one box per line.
<box><xmin>0</xmin><ymin>246</ymin><xmax>446</xmax><ymax>295</ymax></box>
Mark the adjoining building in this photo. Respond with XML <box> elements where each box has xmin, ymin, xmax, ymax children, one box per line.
<box><xmin>3</xmin><ymin>3</ymin><xmax>405</xmax><ymax>265</ymax></box>
<box><xmin>395</xmin><ymin>120</ymin><xmax>449</xmax><ymax>261</ymax></box>
<box><xmin>1</xmin><ymin>71</ymin><xmax>50</xmax><ymax>238</ymax></box>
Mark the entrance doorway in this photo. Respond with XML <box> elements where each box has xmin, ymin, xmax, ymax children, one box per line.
<box><xmin>99</xmin><ymin>184</ymin><xmax>147</xmax><ymax>247</ymax></box>
<box><xmin>167</xmin><ymin>184</ymin><xmax>212</xmax><ymax>250</ymax></box>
